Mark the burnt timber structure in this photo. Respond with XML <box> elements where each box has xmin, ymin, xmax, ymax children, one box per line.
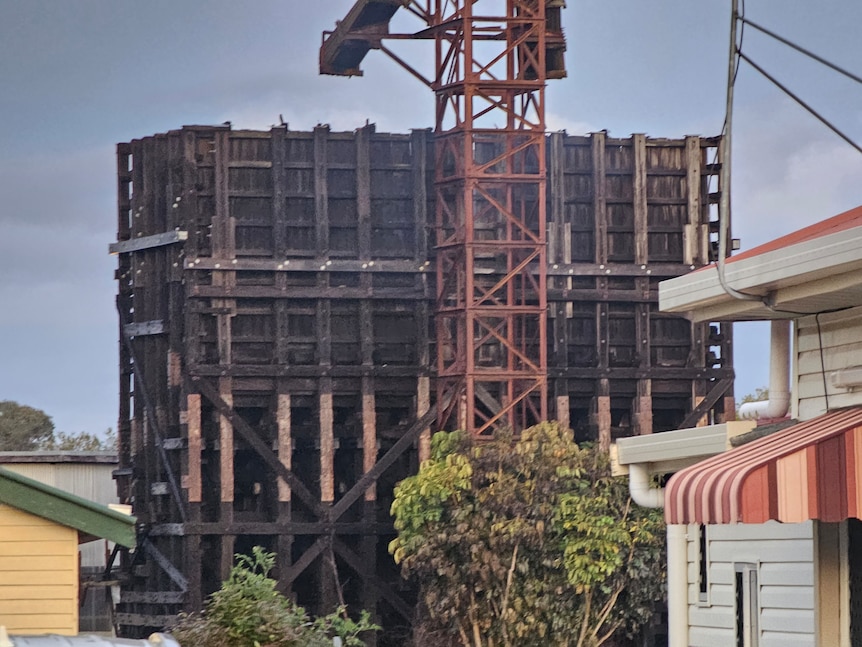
<box><xmin>112</xmin><ymin>125</ymin><xmax>734</xmax><ymax>639</ymax></box>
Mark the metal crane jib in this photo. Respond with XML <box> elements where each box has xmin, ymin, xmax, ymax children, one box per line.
<box><xmin>320</xmin><ymin>0</ymin><xmax>567</xmax><ymax>79</ymax></box>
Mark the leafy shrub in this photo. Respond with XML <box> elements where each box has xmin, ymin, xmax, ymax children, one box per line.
<box><xmin>171</xmin><ymin>547</ymin><xmax>378</xmax><ymax>647</ymax></box>
<box><xmin>389</xmin><ymin>423</ymin><xmax>666</xmax><ymax>647</ymax></box>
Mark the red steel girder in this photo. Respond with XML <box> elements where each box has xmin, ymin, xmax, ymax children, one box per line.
<box><xmin>432</xmin><ymin>1</ymin><xmax>551</xmax><ymax>436</ymax></box>
<box><xmin>321</xmin><ymin>0</ymin><xmax>566</xmax><ymax>436</ymax></box>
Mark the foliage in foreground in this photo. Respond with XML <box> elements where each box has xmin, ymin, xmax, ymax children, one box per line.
<box><xmin>389</xmin><ymin>422</ymin><xmax>666</xmax><ymax>647</ymax></box>
<box><xmin>171</xmin><ymin>547</ymin><xmax>378</xmax><ymax>647</ymax></box>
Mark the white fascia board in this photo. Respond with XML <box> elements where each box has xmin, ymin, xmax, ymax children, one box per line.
<box><xmin>659</xmin><ymin>225</ymin><xmax>862</xmax><ymax>319</ymax></box>
<box><xmin>615</xmin><ymin>421</ymin><xmax>754</xmax><ymax>465</ymax></box>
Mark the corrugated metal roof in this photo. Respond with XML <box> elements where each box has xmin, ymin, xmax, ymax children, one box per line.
<box><xmin>0</xmin><ymin>451</ymin><xmax>117</xmax><ymax>464</ymax></box>
<box><xmin>666</xmin><ymin>407</ymin><xmax>862</xmax><ymax>525</ymax></box>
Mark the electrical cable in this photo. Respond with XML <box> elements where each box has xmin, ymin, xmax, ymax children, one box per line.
<box><xmin>762</xmin><ymin>303</ymin><xmax>856</xmax><ymax>414</ymax></box>
<box><xmin>737</xmin><ymin>51</ymin><xmax>862</xmax><ymax>157</ymax></box>
<box><xmin>740</xmin><ymin>16</ymin><xmax>862</xmax><ymax>87</ymax></box>
<box><xmin>763</xmin><ymin>303</ymin><xmax>856</xmax><ymax>318</ymax></box>
<box><xmin>717</xmin><ymin>0</ymin><xmax>761</xmax><ymax>302</ymax></box>
<box><xmin>715</xmin><ymin>6</ymin><xmax>862</xmax><ymax>413</ymax></box>
<box><xmin>815</xmin><ymin>313</ymin><xmax>831</xmax><ymax>412</ymax></box>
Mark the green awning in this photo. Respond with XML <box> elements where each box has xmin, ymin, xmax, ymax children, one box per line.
<box><xmin>0</xmin><ymin>466</ymin><xmax>137</xmax><ymax>547</ymax></box>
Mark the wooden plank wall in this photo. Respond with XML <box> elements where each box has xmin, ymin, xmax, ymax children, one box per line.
<box><xmin>547</xmin><ymin>133</ymin><xmax>732</xmax><ymax>450</ymax></box>
<box><xmin>113</xmin><ymin>125</ymin><xmax>733</xmax><ymax>640</ymax></box>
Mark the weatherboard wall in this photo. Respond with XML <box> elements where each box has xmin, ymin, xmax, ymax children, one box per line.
<box><xmin>0</xmin><ymin>453</ymin><xmax>119</xmax><ymax>569</ymax></box>
<box><xmin>113</xmin><ymin>125</ymin><xmax>732</xmax><ymax>638</ymax></box>
<box><xmin>795</xmin><ymin>305</ymin><xmax>862</xmax><ymax>420</ymax></box>
<box><xmin>687</xmin><ymin>521</ymin><xmax>816</xmax><ymax>647</ymax></box>
<box><xmin>0</xmin><ymin>504</ymin><xmax>79</xmax><ymax>635</ymax></box>
<box><xmin>0</xmin><ymin>453</ymin><xmax>120</xmax><ymax>632</ymax></box>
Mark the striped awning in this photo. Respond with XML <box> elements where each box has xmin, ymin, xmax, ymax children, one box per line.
<box><xmin>666</xmin><ymin>408</ymin><xmax>862</xmax><ymax>525</ymax></box>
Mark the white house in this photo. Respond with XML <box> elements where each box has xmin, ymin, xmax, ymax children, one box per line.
<box><xmin>616</xmin><ymin>204</ymin><xmax>862</xmax><ymax>647</ymax></box>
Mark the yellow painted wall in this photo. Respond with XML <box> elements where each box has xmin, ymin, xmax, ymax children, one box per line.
<box><xmin>0</xmin><ymin>503</ymin><xmax>78</xmax><ymax>635</ymax></box>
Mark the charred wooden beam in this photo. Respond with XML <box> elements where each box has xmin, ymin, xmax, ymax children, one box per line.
<box><xmin>677</xmin><ymin>377</ymin><xmax>735</xmax><ymax>430</ymax></box>
<box><xmin>109</xmin><ymin>230</ymin><xmax>188</xmax><ymax>254</ymax></box>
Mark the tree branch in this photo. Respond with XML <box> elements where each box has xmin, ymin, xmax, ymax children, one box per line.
<box><xmin>500</xmin><ymin>542</ymin><xmax>519</xmax><ymax>646</ymax></box>
<box><xmin>596</xmin><ymin>618</ymin><xmax>626</xmax><ymax>646</ymax></box>
<box><xmin>576</xmin><ymin>586</ymin><xmax>592</xmax><ymax>647</ymax></box>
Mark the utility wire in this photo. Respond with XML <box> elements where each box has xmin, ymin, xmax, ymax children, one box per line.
<box><xmin>737</xmin><ymin>51</ymin><xmax>862</xmax><ymax>157</ymax></box>
<box><xmin>714</xmin><ymin>6</ymin><xmax>862</xmax><ymax>308</ymax></box>
<box><xmin>717</xmin><ymin>0</ymin><xmax>761</xmax><ymax>302</ymax></box>
<box><xmin>740</xmin><ymin>16</ymin><xmax>862</xmax><ymax>87</ymax></box>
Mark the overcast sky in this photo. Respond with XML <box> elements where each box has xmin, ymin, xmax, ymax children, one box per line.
<box><xmin>2</xmin><ymin>1</ymin><xmax>862</xmax><ymax>435</ymax></box>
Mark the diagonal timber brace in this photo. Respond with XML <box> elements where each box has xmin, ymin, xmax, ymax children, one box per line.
<box><xmin>333</xmin><ymin>538</ymin><xmax>413</xmax><ymax>621</ymax></box>
<box><xmin>188</xmin><ymin>375</ymin><xmax>328</xmax><ymax>519</ymax></box>
<box><xmin>677</xmin><ymin>377</ymin><xmax>735</xmax><ymax>430</ymax></box>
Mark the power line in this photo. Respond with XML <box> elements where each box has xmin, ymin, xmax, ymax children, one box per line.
<box><xmin>737</xmin><ymin>50</ymin><xmax>862</xmax><ymax>157</ymax></box>
<box><xmin>740</xmin><ymin>16</ymin><xmax>862</xmax><ymax>87</ymax></box>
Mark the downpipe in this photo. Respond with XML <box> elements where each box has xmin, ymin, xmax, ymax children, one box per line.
<box><xmin>629</xmin><ymin>462</ymin><xmax>664</xmax><ymax>509</ymax></box>
<box><xmin>739</xmin><ymin>319</ymin><xmax>791</xmax><ymax>420</ymax></box>
<box><xmin>628</xmin><ymin>465</ymin><xmax>687</xmax><ymax>647</ymax></box>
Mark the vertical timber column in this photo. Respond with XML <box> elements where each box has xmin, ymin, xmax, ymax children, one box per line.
<box><xmin>116</xmin><ymin>143</ymin><xmax>133</xmax><ymax>498</ymax></box>
<box><xmin>318</xmin><ymin>354</ymin><xmax>334</xmax><ymax>507</ymax></box>
<box><xmin>687</xmin><ymin>134</ymin><xmax>711</xmax><ymax>427</ymax></box>
<box><xmin>721</xmin><ymin>321</ymin><xmax>736</xmax><ymax>422</ymax></box>
<box><xmin>356</xmin><ymin>124</ymin><xmax>377</xmax><ymax>504</ymax></box>
<box><xmin>313</xmin><ymin>126</ymin><xmax>337</xmax><ymax>614</ymax></box>
<box><xmin>433</xmin><ymin>0</ymin><xmax>549</xmax><ymax>435</ymax></box>
<box><xmin>356</xmin><ymin>125</ymin><xmax>379</xmax><ymax>632</ymax></box>
<box><xmin>271</xmin><ymin>125</ymin><xmax>295</xmax><ymax>591</ymax></box>
<box><xmin>213</xmin><ymin>127</ymin><xmax>236</xmax><ymax>579</ymax></box>
<box><xmin>591</xmin><ymin>132</ymin><xmax>611</xmax><ymax>448</ymax></box>
<box><xmin>276</xmin><ymin>389</ymin><xmax>293</xmax><ymax>590</ymax></box>
<box><xmin>549</xmin><ymin>131</ymin><xmax>570</xmax><ymax>430</ymax></box>
<box><xmin>181</xmin><ymin>129</ymin><xmax>203</xmax><ymax>611</ymax></box>
<box><xmin>219</xmin><ymin>380</ymin><xmax>235</xmax><ymax>578</ymax></box>
<box><xmin>632</xmin><ymin>134</ymin><xmax>653</xmax><ymax>435</ymax></box>
<box><xmin>683</xmin><ymin>136</ymin><xmax>703</xmax><ymax>267</ymax></box>
<box><xmin>595</xmin><ymin>378</ymin><xmax>612</xmax><ymax>453</ymax></box>
<box><xmin>185</xmin><ymin>393</ymin><xmax>203</xmax><ymax>610</ymax></box>
<box><xmin>313</xmin><ymin>122</ymin><xmax>337</xmax><ymax>614</ymax></box>
<box><xmin>313</xmin><ymin>124</ymin><xmax>335</xmax><ymax>508</ymax></box>
<box><xmin>412</xmin><ymin>129</ymin><xmax>432</xmax><ymax>461</ymax></box>
<box><xmin>692</xmin><ymin>323</ymin><xmax>708</xmax><ymax>427</ymax></box>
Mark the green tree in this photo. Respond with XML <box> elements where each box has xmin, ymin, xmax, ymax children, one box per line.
<box><xmin>0</xmin><ymin>400</ymin><xmax>55</xmax><ymax>450</ymax></box>
<box><xmin>389</xmin><ymin>422</ymin><xmax>665</xmax><ymax>647</ymax></box>
<box><xmin>41</xmin><ymin>428</ymin><xmax>117</xmax><ymax>451</ymax></box>
<box><xmin>171</xmin><ymin>547</ymin><xmax>378</xmax><ymax>647</ymax></box>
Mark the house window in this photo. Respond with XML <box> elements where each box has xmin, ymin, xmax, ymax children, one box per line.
<box><xmin>735</xmin><ymin>563</ymin><xmax>759</xmax><ymax>647</ymax></box>
<box><xmin>698</xmin><ymin>524</ymin><xmax>709</xmax><ymax>603</ymax></box>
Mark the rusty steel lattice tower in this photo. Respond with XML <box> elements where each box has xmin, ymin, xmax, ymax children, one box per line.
<box><xmin>321</xmin><ymin>0</ymin><xmax>567</xmax><ymax>434</ymax></box>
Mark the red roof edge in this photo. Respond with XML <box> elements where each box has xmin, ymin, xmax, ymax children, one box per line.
<box><xmin>702</xmin><ymin>203</ymin><xmax>862</xmax><ymax>270</ymax></box>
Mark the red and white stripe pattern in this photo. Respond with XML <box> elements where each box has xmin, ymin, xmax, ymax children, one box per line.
<box><xmin>666</xmin><ymin>407</ymin><xmax>862</xmax><ymax>524</ymax></box>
